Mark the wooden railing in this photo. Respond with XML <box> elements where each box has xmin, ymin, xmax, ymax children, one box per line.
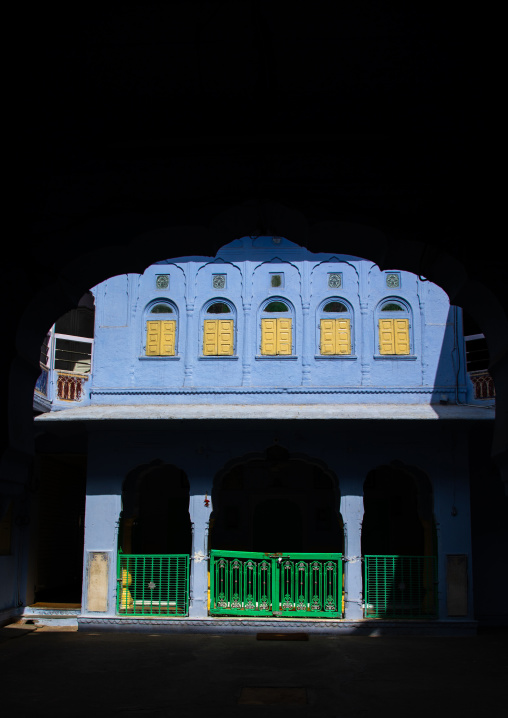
<box><xmin>56</xmin><ymin>372</ymin><xmax>89</xmax><ymax>402</ymax></box>
<box><xmin>469</xmin><ymin>370</ymin><xmax>495</xmax><ymax>400</ymax></box>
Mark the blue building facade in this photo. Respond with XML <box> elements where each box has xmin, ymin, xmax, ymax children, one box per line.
<box><xmin>87</xmin><ymin>235</ymin><xmax>468</xmax><ymax>405</ymax></box>
<box><xmin>29</xmin><ymin>236</ymin><xmax>494</xmax><ymax>633</ymax></box>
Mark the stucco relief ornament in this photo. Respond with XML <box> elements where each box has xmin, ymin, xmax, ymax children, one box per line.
<box><xmin>328</xmin><ymin>273</ymin><xmax>342</xmax><ymax>288</ymax></box>
<box><xmin>386</xmin><ymin>273</ymin><xmax>400</xmax><ymax>288</ymax></box>
<box><xmin>212</xmin><ymin>274</ymin><xmax>226</xmax><ymax>289</ymax></box>
<box><xmin>156</xmin><ymin>275</ymin><xmax>169</xmax><ymax>289</ymax></box>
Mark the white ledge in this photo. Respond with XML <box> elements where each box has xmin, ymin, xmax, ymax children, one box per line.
<box><xmin>34</xmin><ymin>403</ymin><xmax>495</xmax><ymax>422</ymax></box>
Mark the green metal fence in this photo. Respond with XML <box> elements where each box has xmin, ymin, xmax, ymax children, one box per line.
<box><xmin>210</xmin><ymin>550</ymin><xmax>342</xmax><ymax>617</ymax></box>
<box><xmin>364</xmin><ymin>555</ymin><xmax>437</xmax><ymax>618</ymax></box>
<box><xmin>117</xmin><ymin>554</ymin><xmax>189</xmax><ymax>616</ymax></box>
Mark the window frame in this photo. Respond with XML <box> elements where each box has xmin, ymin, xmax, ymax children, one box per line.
<box><xmin>199</xmin><ymin>298</ymin><xmax>237</xmax><ymax>358</ymax></box>
<box><xmin>142</xmin><ymin>299</ymin><xmax>179</xmax><ymax>359</ymax></box>
<box><xmin>257</xmin><ymin>297</ymin><xmax>296</xmax><ymax>358</ymax></box>
<box><xmin>375</xmin><ymin>297</ymin><xmax>415</xmax><ymax>358</ymax></box>
<box><xmin>316</xmin><ymin>297</ymin><xmax>355</xmax><ymax>358</ymax></box>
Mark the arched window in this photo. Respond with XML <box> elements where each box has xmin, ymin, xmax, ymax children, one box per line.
<box><xmin>377</xmin><ymin>299</ymin><xmax>411</xmax><ymax>355</ymax></box>
<box><xmin>260</xmin><ymin>298</ymin><xmax>293</xmax><ymax>355</ymax></box>
<box><xmin>319</xmin><ymin>300</ymin><xmax>352</xmax><ymax>355</ymax></box>
<box><xmin>203</xmin><ymin>301</ymin><xmax>235</xmax><ymax>356</ymax></box>
<box><xmin>145</xmin><ymin>302</ymin><xmax>177</xmax><ymax>356</ymax></box>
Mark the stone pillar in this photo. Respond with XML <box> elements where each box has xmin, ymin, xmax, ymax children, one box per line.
<box><xmin>188</xmin><ymin>488</ymin><xmax>213</xmax><ymax>618</ymax></box>
<box><xmin>81</xmin><ymin>469</ymin><xmax>122</xmax><ymax>617</ymax></box>
<box><xmin>341</xmin><ymin>494</ymin><xmax>364</xmax><ymax>620</ymax></box>
<box><xmin>242</xmin><ymin>302</ymin><xmax>252</xmax><ymax>386</ymax></box>
<box><xmin>360</xmin><ymin>302</ymin><xmax>371</xmax><ymax>385</ymax></box>
<box><xmin>183</xmin><ymin>302</ymin><xmax>195</xmax><ymax>386</ymax></box>
<box><xmin>417</xmin><ymin>281</ymin><xmax>429</xmax><ymax>386</ymax></box>
<box><xmin>301</xmin><ymin>301</ymin><xmax>312</xmax><ymax>385</ymax></box>
<box><xmin>433</xmin><ymin>462</ymin><xmax>474</xmax><ymax>621</ymax></box>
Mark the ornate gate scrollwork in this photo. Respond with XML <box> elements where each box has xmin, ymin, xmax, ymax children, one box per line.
<box><xmin>210</xmin><ymin>550</ymin><xmax>342</xmax><ymax>618</ymax></box>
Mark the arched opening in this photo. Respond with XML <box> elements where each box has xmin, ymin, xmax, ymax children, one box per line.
<box><xmin>252</xmin><ymin>498</ymin><xmax>303</xmax><ymax>552</ymax></box>
<box><xmin>34</xmin><ymin>291</ymin><xmax>96</xmax><ymax>411</ymax></box>
<box><xmin>209</xmin><ymin>447</ymin><xmax>344</xmax><ymax>617</ymax></box>
<box><xmin>376</xmin><ymin>298</ymin><xmax>412</xmax><ymax>356</ymax></box>
<box><xmin>144</xmin><ymin>300</ymin><xmax>178</xmax><ymax>357</ymax></box>
<box><xmin>120</xmin><ymin>463</ymin><xmax>191</xmax><ymax>555</ymax></box>
<box><xmin>117</xmin><ymin>463</ymin><xmax>191</xmax><ymax>617</ymax></box>
<box><xmin>210</xmin><ymin>446</ymin><xmax>343</xmax><ymax>555</ymax></box>
<box><xmin>318</xmin><ymin>298</ymin><xmax>354</xmax><ymax>356</ymax></box>
<box><xmin>29</xmin><ymin>294</ymin><xmax>95</xmax><ymax>607</ymax></box>
<box><xmin>361</xmin><ymin>462</ymin><xmax>437</xmax><ymax>618</ymax></box>
<box><xmin>30</xmin><ymin>453</ymin><xmax>87</xmax><ymax>606</ymax></box>
<box><xmin>202</xmin><ymin>299</ymin><xmax>236</xmax><ymax>356</ymax></box>
<box><xmin>259</xmin><ymin>298</ymin><xmax>295</xmax><ymax>356</ymax></box>
<box><xmin>6</xmin><ymin>211</ymin><xmax>504</xmax><ymax>628</ymax></box>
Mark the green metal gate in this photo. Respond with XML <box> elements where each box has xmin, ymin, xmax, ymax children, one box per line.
<box><xmin>117</xmin><ymin>554</ymin><xmax>190</xmax><ymax>616</ymax></box>
<box><xmin>364</xmin><ymin>555</ymin><xmax>437</xmax><ymax>618</ymax></box>
<box><xmin>210</xmin><ymin>550</ymin><xmax>342</xmax><ymax>617</ymax></box>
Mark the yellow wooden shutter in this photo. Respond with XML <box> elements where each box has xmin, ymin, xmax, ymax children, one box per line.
<box><xmin>146</xmin><ymin>321</ymin><xmax>161</xmax><ymax>355</ymax></box>
<box><xmin>261</xmin><ymin>318</ymin><xmax>277</xmax><ymax>355</ymax></box>
<box><xmin>336</xmin><ymin>318</ymin><xmax>351</xmax><ymax>355</ymax></box>
<box><xmin>218</xmin><ymin>320</ymin><xmax>234</xmax><ymax>355</ymax></box>
<box><xmin>320</xmin><ymin>319</ymin><xmax>335</xmax><ymax>355</ymax></box>
<box><xmin>394</xmin><ymin>318</ymin><xmax>410</xmax><ymax>355</ymax></box>
<box><xmin>203</xmin><ymin>319</ymin><xmax>218</xmax><ymax>355</ymax></box>
<box><xmin>277</xmin><ymin>318</ymin><xmax>292</xmax><ymax>355</ymax></box>
<box><xmin>160</xmin><ymin>320</ymin><xmax>176</xmax><ymax>356</ymax></box>
<box><xmin>379</xmin><ymin>318</ymin><xmax>395</xmax><ymax>355</ymax></box>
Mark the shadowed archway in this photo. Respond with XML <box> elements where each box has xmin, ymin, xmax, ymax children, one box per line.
<box><xmin>9</xmin><ymin>207</ymin><xmax>507</xmax><ymax>503</ymax></box>
<box><xmin>210</xmin><ymin>445</ymin><xmax>343</xmax><ymax>555</ymax></box>
<box><xmin>120</xmin><ymin>462</ymin><xmax>191</xmax><ymax>556</ymax></box>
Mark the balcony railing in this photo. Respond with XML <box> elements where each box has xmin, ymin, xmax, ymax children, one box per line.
<box><xmin>469</xmin><ymin>370</ymin><xmax>495</xmax><ymax>400</ymax></box>
<box><xmin>56</xmin><ymin>372</ymin><xmax>89</xmax><ymax>402</ymax></box>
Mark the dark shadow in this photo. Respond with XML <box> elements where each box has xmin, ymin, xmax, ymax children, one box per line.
<box><xmin>252</xmin><ymin>498</ymin><xmax>303</xmax><ymax>552</ymax></box>
<box><xmin>210</xmin><ymin>446</ymin><xmax>343</xmax><ymax>555</ymax></box>
<box><xmin>32</xmin><ymin>454</ymin><xmax>86</xmax><ymax>604</ymax></box>
<box><xmin>120</xmin><ymin>462</ymin><xmax>191</xmax><ymax>555</ymax></box>
<box><xmin>362</xmin><ymin>462</ymin><xmax>436</xmax><ymax>619</ymax></box>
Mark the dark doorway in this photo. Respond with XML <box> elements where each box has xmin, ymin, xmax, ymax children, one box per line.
<box><xmin>252</xmin><ymin>498</ymin><xmax>303</xmax><ymax>552</ymax></box>
<box><xmin>120</xmin><ymin>464</ymin><xmax>191</xmax><ymax>555</ymax></box>
<box><xmin>32</xmin><ymin>454</ymin><xmax>86</xmax><ymax>604</ymax></box>
<box><xmin>361</xmin><ymin>463</ymin><xmax>434</xmax><ymax>557</ymax></box>
<box><xmin>210</xmin><ymin>448</ymin><xmax>343</xmax><ymax>554</ymax></box>
<box><xmin>361</xmin><ymin>462</ymin><xmax>437</xmax><ymax>618</ymax></box>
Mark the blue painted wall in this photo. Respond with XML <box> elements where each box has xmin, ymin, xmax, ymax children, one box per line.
<box><xmin>80</xmin><ymin>420</ymin><xmax>474</xmax><ymax>621</ymax></box>
<box><xmin>84</xmin><ymin>236</ymin><xmax>469</xmax><ymax>406</ymax></box>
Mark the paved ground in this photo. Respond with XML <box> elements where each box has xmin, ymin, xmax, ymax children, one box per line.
<box><xmin>1</xmin><ymin>623</ymin><xmax>505</xmax><ymax>717</ymax></box>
